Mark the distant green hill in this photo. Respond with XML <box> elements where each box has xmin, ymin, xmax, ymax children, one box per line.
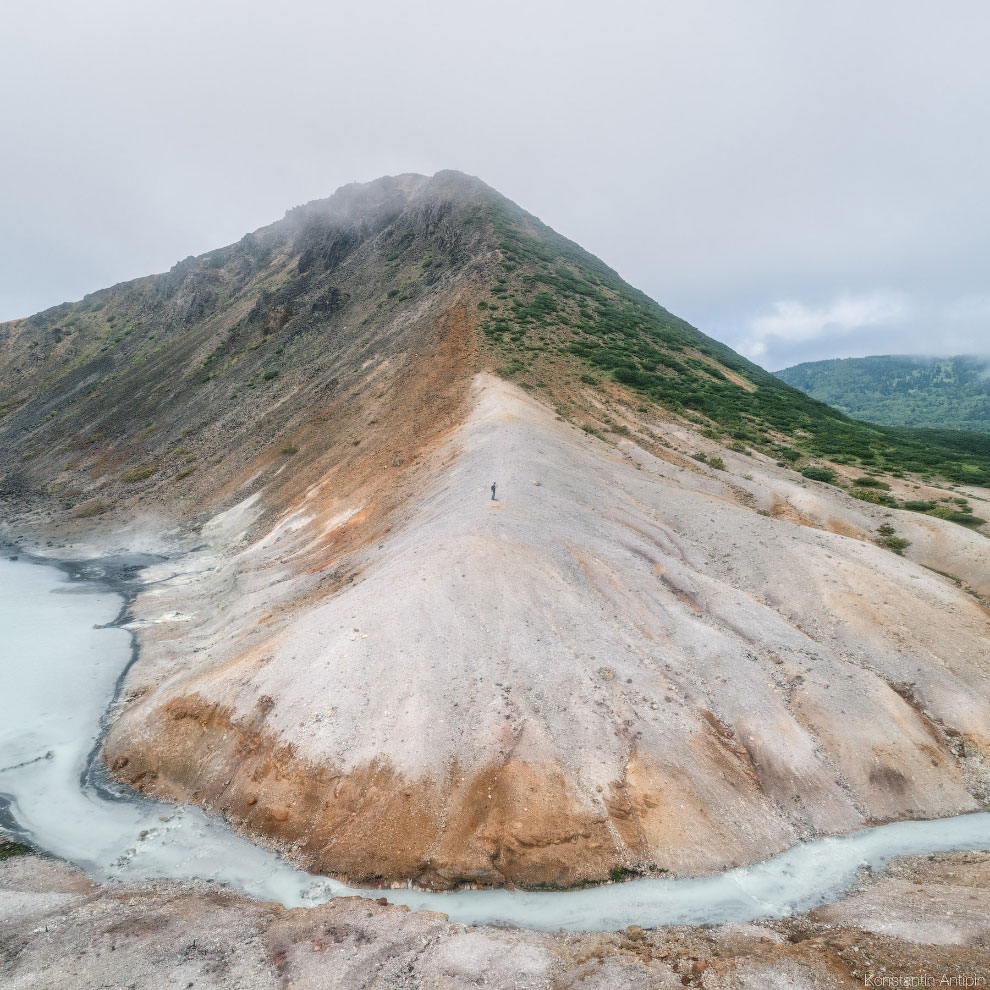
<box><xmin>776</xmin><ymin>355</ymin><xmax>990</xmax><ymax>434</ymax></box>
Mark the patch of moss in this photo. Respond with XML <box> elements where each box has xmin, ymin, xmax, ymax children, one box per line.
<box><xmin>0</xmin><ymin>839</ymin><xmax>31</xmax><ymax>860</ymax></box>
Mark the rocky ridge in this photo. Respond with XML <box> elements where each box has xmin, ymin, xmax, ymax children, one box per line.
<box><xmin>1</xmin><ymin>172</ymin><xmax>988</xmax><ymax>890</ymax></box>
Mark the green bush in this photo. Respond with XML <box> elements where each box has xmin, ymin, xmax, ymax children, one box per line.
<box><xmin>854</xmin><ymin>476</ymin><xmax>890</xmax><ymax>489</ymax></box>
<box><xmin>800</xmin><ymin>466</ymin><xmax>836</xmax><ymax>483</ymax></box>
<box><xmin>877</xmin><ymin>523</ymin><xmax>910</xmax><ymax>554</ymax></box>
<box><xmin>851</xmin><ymin>487</ymin><xmax>897</xmax><ymax>506</ymax></box>
<box><xmin>927</xmin><ymin>505</ymin><xmax>985</xmax><ymax>525</ymax></box>
<box><xmin>882</xmin><ymin>535</ymin><xmax>911</xmax><ymax>554</ymax></box>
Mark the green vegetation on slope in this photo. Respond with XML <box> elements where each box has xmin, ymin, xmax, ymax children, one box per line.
<box><xmin>2</xmin><ymin>171</ymin><xmax>989</xmax><ymax>513</ymax></box>
<box><xmin>775</xmin><ymin>355</ymin><xmax>990</xmax><ymax>434</ymax></box>
<box><xmin>479</xmin><ymin>202</ymin><xmax>990</xmax><ymax>487</ymax></box>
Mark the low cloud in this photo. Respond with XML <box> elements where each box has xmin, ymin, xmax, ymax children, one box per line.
<box><xmin>738</xmin><ymin>292</ymin><xmax>911</xmax><ymax>365</ymax></box>
<box><xmin>721</xmin><ymin>290</ymin><xmax>990</xmax><ymax>369</ymax></box>
<box><xmin>945</xmin><ymin>294</ymin><xmax>990</xmax><ymax>321</ymax></box>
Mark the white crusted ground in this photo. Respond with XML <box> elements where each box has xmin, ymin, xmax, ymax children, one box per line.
<box><xmin>102</xmin><ymin>374</ymin><xmax>990</xmax><ymax>880</ymax></box>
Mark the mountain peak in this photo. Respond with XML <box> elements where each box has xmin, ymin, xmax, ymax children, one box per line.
<box><xmin>278</xmin><ymin>170</ymin><xmax>499</xmax><ymax>229</ymax></box>
<box><xmin>2</xmin><ymin>175</ymin><xmax>989</xmax><ymax>889</ymax></box>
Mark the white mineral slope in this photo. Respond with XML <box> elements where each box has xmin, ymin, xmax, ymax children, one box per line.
<box><xmin>104</xmin><ymin>374</ymin><xmax>990</xmax><ymax>888</ymax></box>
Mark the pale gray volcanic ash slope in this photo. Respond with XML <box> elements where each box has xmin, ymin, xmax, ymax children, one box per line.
<box><xmin>1</xmin><ymin>171</ymin><xmax>988</xmax><ymax>889</ymax></box>
<box><xmin>99</xmin><ymin>375</ymin><xmax>990</xmax><ymax>888</ymax></box>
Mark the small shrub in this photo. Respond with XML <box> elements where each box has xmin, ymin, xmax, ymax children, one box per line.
<box><xmin>609</xmin><ymin>866</ymin><xmax>640</xmax><ymax>883</ymax></box>
<box><xmin>121</xmin><ymin>465</ymin><xmax>155</xmax><ymax>483</ymax></box>
<box><xmin>851</xmin><ymin>488</ymin><xmax>897</xmax><ymax>506</ymax></box>
<box><xmin>708</xmin><ymin>456</ymin><xmax>725</xmax><ymax>470</ymax></box>
<box><xmin>72</xmin><ymin>500</ymin><xmax>110</xmax><ymax>519</ymax></box>
<box><xmin>279</xmin><ymin>444</ymin><xmax>298</xmax><ymax>455</ymax></box>
<box><xmin>927</xmin><ymin>505</ymin><xmax>985</xmax><ymax>525</ymax></box>
<box><xmin>877</xmin><ymin>524</ymin><xmax>910</xmax><ymax>554</ymax></box>
<box><xmin>176</xmin><ymin>467</ymin><xmax>195</xmax><ymax>480</ymax></box>
<box><xmin>263</xmin><ymin>369</ymin><xmax>278</xmax><ymax>381</ymax></box>
<box><xmin>800</xmin><ymin>466</ymin><xmax>836</xmax><ymax>483</ymax></box>
<box><xmin>854</xmin><ymin>476</ymin><xmax>890</xmax><ymax>489</ymax></box>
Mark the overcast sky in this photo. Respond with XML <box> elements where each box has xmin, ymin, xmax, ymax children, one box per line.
<box><xmin>2</xmin><ymin>0</ymin><xmax>988</xmax><ymax>370</ymax></box>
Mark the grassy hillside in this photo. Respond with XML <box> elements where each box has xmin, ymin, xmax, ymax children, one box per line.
<box><xmin>477</xmin><ymin>204</ymin><xmax>990</xmax><ymax>487</ymax></box>
<box><xmin>776</xmin><ymin>355</ymin><xmax>990</xmax><ymax>434</ymax></box>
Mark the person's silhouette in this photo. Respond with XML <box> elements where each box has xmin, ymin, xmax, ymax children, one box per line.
<box><xmin>491</xmin><ymin>482</ymin><xmax>497</xmax><ymax>501</ymax></box>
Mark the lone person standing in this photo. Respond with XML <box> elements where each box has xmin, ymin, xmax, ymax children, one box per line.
<box><xmin>491</xmin><ymin>482</ymin><xmax>497</xmax><ymax>501</ymax></box>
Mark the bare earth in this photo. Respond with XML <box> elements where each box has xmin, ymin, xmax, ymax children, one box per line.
<box><xmin>2</xmin><ymin>849</ymin><xmax>988</xmax><ymax>988</ymax></box>
<box><xmin>93</xmin><ymin>374</ymin><xmax>989</xmax><ymax>888</ymax></box>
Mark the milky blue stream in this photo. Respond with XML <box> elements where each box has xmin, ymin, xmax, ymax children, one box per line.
<box><xmin>1</xmin><ymin>554</ymin><xmax>987</xmax><ymax>931</ymax></box>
